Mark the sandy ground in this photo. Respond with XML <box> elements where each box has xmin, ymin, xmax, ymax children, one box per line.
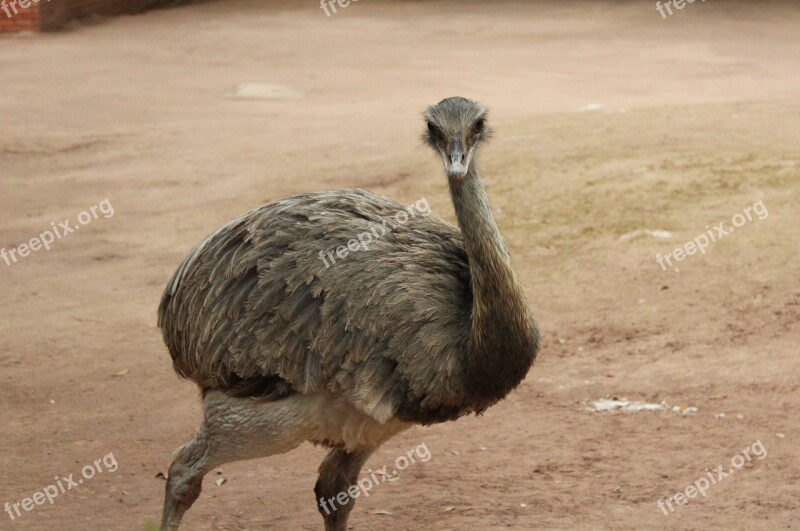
<box><xmin>1</xmin><ymin>1</ymin><xmax>799</xmax><ymax>529</ymax></box>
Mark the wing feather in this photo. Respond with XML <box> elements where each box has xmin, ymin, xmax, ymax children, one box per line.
<box><xmin>158</xmin><ymin>189</ymin><xmax>472</xmax><ymax>423</ymax></box>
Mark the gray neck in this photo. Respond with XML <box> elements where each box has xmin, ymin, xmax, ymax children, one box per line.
<box><xmin>448</xmin><ymin>164</ymin><xmax>514</xmax><ymax>317</ymax></box>
<box><xmin>448</xmin><ymin>162</ymin><xmax>539</xmax><ymax>404</ymax></box>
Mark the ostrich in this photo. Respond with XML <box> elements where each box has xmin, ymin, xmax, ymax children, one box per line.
<box><xmin>157</xmin><ymin>97</ymin><xmax>540</xmax><ymax>530</ymax></box>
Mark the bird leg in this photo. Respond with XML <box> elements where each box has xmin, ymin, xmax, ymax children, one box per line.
<box><xmin>160</xmin><ymin>391</ymin><xmax>314</xmax><ymax>530</ymax></box>
<box><xmin>314</xmin><ymin>447</ymin><xmax>375</xmax><ymax>531</ymax></box>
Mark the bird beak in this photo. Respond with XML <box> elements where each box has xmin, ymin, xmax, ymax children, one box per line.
<box><xmin>443</xmin><ymin>138</ymin><xmax>471</xmax><ymax>179</ymax></box>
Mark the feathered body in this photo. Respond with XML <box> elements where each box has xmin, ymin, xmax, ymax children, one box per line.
<box><xmin>159</xmin><ymin>187</ymin><xmax>538</xmax><ymax>426</ymax></box>
<box><xmin>158</xmin><ymin>97</ymin><xmax>540</xmax><ymax>531</ymax></box>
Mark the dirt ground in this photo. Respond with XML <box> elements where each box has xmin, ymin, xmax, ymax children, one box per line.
<box><xmin>1</xmin><ymin>1</ymin><xmax>798</xmax><ymax>529</ymax></box>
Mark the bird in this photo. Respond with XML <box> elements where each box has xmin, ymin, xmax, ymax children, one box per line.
<box><xmin>157</xmin><ymin>96</ymin><xmax>540</xmax><ymax>531</ymax></box>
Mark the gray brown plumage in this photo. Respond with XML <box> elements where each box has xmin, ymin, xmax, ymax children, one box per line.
<box><xmin>158</xmin><ymin>97</ymin><xmax>540</xmax><ymax>531</ymax></box>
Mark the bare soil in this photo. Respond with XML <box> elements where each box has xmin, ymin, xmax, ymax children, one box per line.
<box><xmin>1</xmin><ymin>1</ymin><xmax>798</xmax><ymax>529</ymax></box>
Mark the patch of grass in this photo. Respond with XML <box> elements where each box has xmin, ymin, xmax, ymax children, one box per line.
<box><xmin>486</xmin><ymin>99</ymin><xmax>800</xmax><ymax>258</ymax></box>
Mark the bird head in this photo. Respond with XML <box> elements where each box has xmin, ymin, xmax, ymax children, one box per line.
<box><xmin>423</xmin><ymin>97</ymin><xmax>491</xmax><ymax>180</ymax></box>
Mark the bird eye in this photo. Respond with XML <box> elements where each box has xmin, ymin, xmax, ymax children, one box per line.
<box><xmin>426</xmin><ymin>121</ymin><xmax>443</xmax><ymax>142</ymax></box>
<box><xmin>473</xmin><ymin>119</ymin><xmax>485</xmax><ymax>135</ymax></box>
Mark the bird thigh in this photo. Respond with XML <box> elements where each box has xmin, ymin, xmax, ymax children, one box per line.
<box><xmin>201</xmin><ymin>391</ymin><xmax>316</xmax><ymax>466</ymax></box>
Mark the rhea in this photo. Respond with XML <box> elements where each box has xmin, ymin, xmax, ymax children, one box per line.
<box><xmin>157</xmin><ymin>97</ymin><xmax>540</xmax><ymax>530</ymax></box>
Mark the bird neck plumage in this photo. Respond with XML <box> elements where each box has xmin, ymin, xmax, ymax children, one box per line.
<box><xmin>448</xmin><ymin>163</ymin><xmax>537</xmax><ymax>405</ymax></box>
<box><xmin>448</xmin><ymin>164</ymin><xmax>512</xmax><ymax>304</ymax></box>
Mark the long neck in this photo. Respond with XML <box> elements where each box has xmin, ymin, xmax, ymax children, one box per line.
<box><xmin>449</xmin><ymin>163</ymin><xmax>539</xmax><ymax>405</ymax></box>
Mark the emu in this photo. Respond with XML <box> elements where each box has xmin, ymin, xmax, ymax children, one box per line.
<box><xmin>157</xmin><ymin>97</ymin><xmax>540</xmax><ymax>530</ymax></box>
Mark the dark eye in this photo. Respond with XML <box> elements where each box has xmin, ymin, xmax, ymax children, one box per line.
<box><xmin>426</xmin><ymin>121</ymin><xmax>442</xmax><ymax>141</ymax></box>
<box><xmin>473</xmin><ymin>119</ymin><xmax>485</xmax><ymax>135</ymax></box>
